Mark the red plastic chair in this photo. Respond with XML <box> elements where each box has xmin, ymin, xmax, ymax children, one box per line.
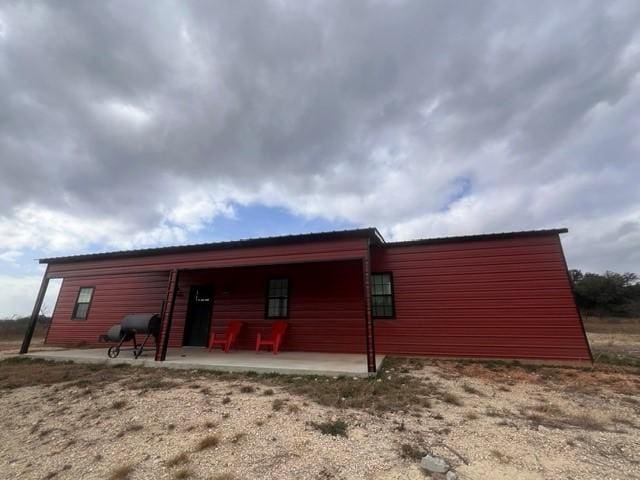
<box><xmin>208</xmin><ymin>321</ymin><xmax>244</xmax><ymax>353</ymax></box>
<box><xmin>255</xmin><ymin>320</ymin><xmax>288</xmax><ymax>354</ymax></box>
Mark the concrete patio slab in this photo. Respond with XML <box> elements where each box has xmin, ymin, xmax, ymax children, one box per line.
<box><xmin>24</xmin><ymin>347</ymin><xmax>385</xmax><ymax>377</ymax></box>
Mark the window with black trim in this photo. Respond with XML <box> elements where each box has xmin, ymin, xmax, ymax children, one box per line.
<box><xmin>72</xmin><ymin>287</ymin><xmax>94</xmax><ymax>320</ymax></box>
<box><xmin>266</xmin><ymin>278</ymin><xmax>289</xmax><ymax>318</ymax></box>
<box><xmin>371</xmin><ymin>273</ymin><xmax>394</xmax><ymax>318</ymax></box>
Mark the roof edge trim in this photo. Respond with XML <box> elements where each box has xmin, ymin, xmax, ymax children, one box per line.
<box><xmin>382</xmin><ymin>228</ymin><xmax>568</xmax><ymax>248</ymax></box>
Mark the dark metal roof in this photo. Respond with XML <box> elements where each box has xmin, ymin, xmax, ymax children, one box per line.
<box><xmin>39</xmin><ymin>226</ymin><xmax>567</xmax><ymax>264</ymax></box>
<box><xmin>383</xmin><ymin>228</ymin><xmax>568</xmax><ymax>247</ymax></box>
<box><xmin>39</xmin><ymin>227</ymin><xmax>384</xmax><ymax>264</ymax></box>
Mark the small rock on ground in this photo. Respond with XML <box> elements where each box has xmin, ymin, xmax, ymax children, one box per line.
<box><xmin>420</xmin><ymin>454</ymin><xmax>449</xmax><ymax>474</ymax></box>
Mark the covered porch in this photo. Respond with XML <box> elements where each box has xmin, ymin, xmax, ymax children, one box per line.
<box><xmin>23</xmin><ymin>348</ymin><xmax>385</xmax><ymax>377</ymax></box>
<box><xmin>22</xmin><ymin>231</ymin><xmax>380</xmax><ymax>374</ymax></box>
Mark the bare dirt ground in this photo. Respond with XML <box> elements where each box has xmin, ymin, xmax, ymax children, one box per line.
<box><xmin>0</xmin><ymin>320</ymin><xmax>638</xmax><ymax>480</ymax></box>
<box><xmin>0</xmin><ymin>355</ymin><xmax>638</xmax><ymax>479</ymax></box>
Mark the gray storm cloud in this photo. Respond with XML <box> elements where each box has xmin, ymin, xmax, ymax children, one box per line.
<box><xmin>0</xmin><ymin>0</ymin><xmax>639</xmax><ymax>280</ymax></box>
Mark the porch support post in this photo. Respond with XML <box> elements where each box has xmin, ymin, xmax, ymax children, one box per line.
<box><xmin>156</xmin><ymin>269</ymin><xmax>180</xmax><ymax>361</ymax></box>
<box><xmin>20</xmin><ymin>267</ymin><xmax>50</xmax><ymax>354</ymax></box>
<box><xmin>362</xmin><ymin>247</ymin><xmax>377</xmax><ymax>374</ymax></box>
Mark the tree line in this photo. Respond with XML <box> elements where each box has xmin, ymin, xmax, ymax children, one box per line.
<box><xmin>570</xmin><ymin>270</ymin><xmax>640</xmax><ymax>318</ymax></box>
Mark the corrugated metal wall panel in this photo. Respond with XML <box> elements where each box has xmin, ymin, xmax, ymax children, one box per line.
<box><xmin>372</xmin><ymin>234</ymin><xmax>591</xmax><ymax>361</ymax></box>
<box><xmin>45</xmin><ymin>271</ymin><xmax>169</xmax><ymax>346</ymax></box>
<box><xmin>167</xmin><ymin>260</ymin><xmax>366</xmax><ymax>353</ymax></box>
<box><xmin>42</xmin><ymin>231</ymin><xmax>590</xmax><ymax>362</ymax></box>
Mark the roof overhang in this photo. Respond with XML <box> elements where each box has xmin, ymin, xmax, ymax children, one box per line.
<box><xmin>39</xmin><ymin>227</ymin><xmax>384</xmax><ymax>265</ymax></box>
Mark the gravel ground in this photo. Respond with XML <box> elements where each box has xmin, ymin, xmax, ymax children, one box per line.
<box><xmin>0</xmin><ymin>344</ymin><xmax>639</xmax><ymax>479</ymax></box>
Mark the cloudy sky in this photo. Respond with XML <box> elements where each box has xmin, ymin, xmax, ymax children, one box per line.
<box><xmin>1</xmin><ymin>1</ymin><xmax>639</xmax><ymax>317</ymax></box>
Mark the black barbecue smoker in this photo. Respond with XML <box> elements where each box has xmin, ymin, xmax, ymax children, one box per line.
<box><xmin>101</xmin><ymin>313</ymin><xmax>161</xmax><ymax>359</ymax></box>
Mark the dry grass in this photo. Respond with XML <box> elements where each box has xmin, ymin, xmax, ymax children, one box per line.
<box><xmin>111</xmin><ymin>399</ymin><xmax>127</xmax><ymax>410</ymax></box>
<box><xmin>209</xmin><ymin>474</ymin><xmax>237</xmax><ymax>480</ymax></box>
<box><xmin>462</xmin><ymin>383</ymin><xmax>484</xmax><ymax>396</ymax></box>
<box><xmin>490</xmin><ymin>449</ymin><xmax>511</xmax><ymax>464</ymax></box>
<box><xmin>108</xmin><ymin>464</ymin><xmax>135</xmax><ymax>480</ymax></box>
<box><xmin>230</xmin><ymin>432</ymin><xmax>247</xmax><ymax>444</ymax></box>
<box><xmin>440</xmin><ymin>392</ymin><xmax>464</xmax><ymax>406</ymax></box>
<box><xmin>583</xmin><ymin>317</ymin><xmax>640</xmax><ymax>334</ymax></box>
<box><xmin>272</xmin><ymin>398</ymin><xmax>286</xmax><ymax>411</ymax></box>
<box><xmin>0</xmin><ymin>357</ymin><xmax>437</xmax><ymax>415</ymax></box>
<box><xmin>239</xmin><ymin>385</ymin><xmax>255</xmax><ymax>393</ymax></box>
<box><xmin>309</xmin><ymin>419</ymin><xmax>348</xmax><ymax>437</ymax></box>
<box><xmin>174</xmin><ymin>468</ymin><xmax>194</xmax><ymax>479</ymax></box>
<box><xmin>167</xmin><ymin>452</ymin><xmax>190</xmax><ymax>467</ymax></box>
<box><xmin>399</xmin><ymin>442</ymin><xmax>426</xmax><ymax>460</ymax></box>
<box><xmin>521</xmin><ymin>404</ymin><xmax>607</xmax><ymax>432</ymax></box>
<box><xmin>196</xmin><ymin>435</ymin><xmax>220</xmax><ymax>451</ymax></box>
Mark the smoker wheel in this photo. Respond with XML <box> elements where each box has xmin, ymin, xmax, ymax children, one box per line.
<box><xmin>108</xmin><ymin>346</ymin><xmax>120</xmax><ymax>358</ymax></box>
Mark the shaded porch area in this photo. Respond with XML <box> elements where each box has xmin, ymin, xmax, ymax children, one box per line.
<box><xmin>23</xmin><ymin>347</ymin><xmax>385</xmax><ymax>377</ymax></box>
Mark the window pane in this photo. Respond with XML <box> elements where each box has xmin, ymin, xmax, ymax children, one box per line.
<box><xmin>266</xmin><ymin>278</ymin><xmax>289</xmax><ymax>317</ymax></box>
<box><xmin>267</xmin><ymin>298</ymin><xmax>288</xmax><ymax>317</ymax></box>
<box><xmin>77</xmin><ymin>288</ymin><xmax>93</xmax><ymax>303</ymax></box>
<box><xmin>268</xmin><ymin>279</ymin><xmax>288</xmax><ymax>298</ymax></box>
<box><xmin>75</xmin><ymin>303</ymin><xmax>89</xmax><ymax>319</ymax></box>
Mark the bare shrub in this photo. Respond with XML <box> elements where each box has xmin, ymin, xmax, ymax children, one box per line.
<box><xmin>108</xmin><ymin>464</ymin><xmax>135</xmax><ymax>480</ymax></box>
<box><xmin>462</xmin><ymin>383</ymin><xmax>483</xmax><ymax>396</ymax></box>
<box><xmin>174</xmin><ymin>468</ymin><xmax>194</xmax><ymax>479</ymax></box>
<box><xmin>196</xmin><ymin>435</ymin><xmax>220</xmax><ymax>451</ymax></box>
<box><xmin>166</xmin><ymin>452</ymin><xmax>190</xmax><ymax>467</ymax></box>
<box><xmin>441</xmin><ymin>392</ymin><xmax>464</xmax><ymax>406</ymax></box>
<box><xmin>399</xmin><ymin>443</ymin><xmax>425</xmax><ymax>460</ymax></box>
<box><xmin>310</xmin><ymin>420</ymin><xmax>348</xmax><ymax>437</ymax></box>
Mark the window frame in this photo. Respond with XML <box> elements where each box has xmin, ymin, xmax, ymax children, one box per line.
<box><xmin>71</xmin><ymin>286</ymin><xmax>95</xmax><ymax>321</ymax></box>
<box><xmin>264</xmin><ymin>277</ymin><xmax>290</xmax><ymax>319</ymax></box>
<box><xmin>370</xmin><ymin>272</ymin><xmax>395</xmax><ymax>319</ymax></box>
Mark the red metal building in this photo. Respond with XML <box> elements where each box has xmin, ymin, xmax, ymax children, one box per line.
<box><xmin>21</xmin><ymin>227</ymin><xmax>592</xmax><ymax>372</ymax></box>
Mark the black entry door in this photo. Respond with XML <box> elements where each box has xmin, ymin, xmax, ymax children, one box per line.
<box><xmin>183</xmin><ymin>286</ymin><xmax>213</xmax><ymax>347</ymax></box>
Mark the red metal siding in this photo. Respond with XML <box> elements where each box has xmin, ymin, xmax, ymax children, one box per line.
<box><xmin>168</xmin><ymin>260</ymin><xmax>366</xmax><ymax>353</ymax></box>
<box><xmin>45</xmin><ymin>271</ymin><xmax>169</xmax><ymax>346</ymax></box>
<box><xmin>371</xmin><ymin>235</ymin><xmax>591</xmax><ymax>361</ymax></box>
<box><xmin>44</xmin><ymin>238</ymin><xmax>369</xmax><ymax>352</ymax></box>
